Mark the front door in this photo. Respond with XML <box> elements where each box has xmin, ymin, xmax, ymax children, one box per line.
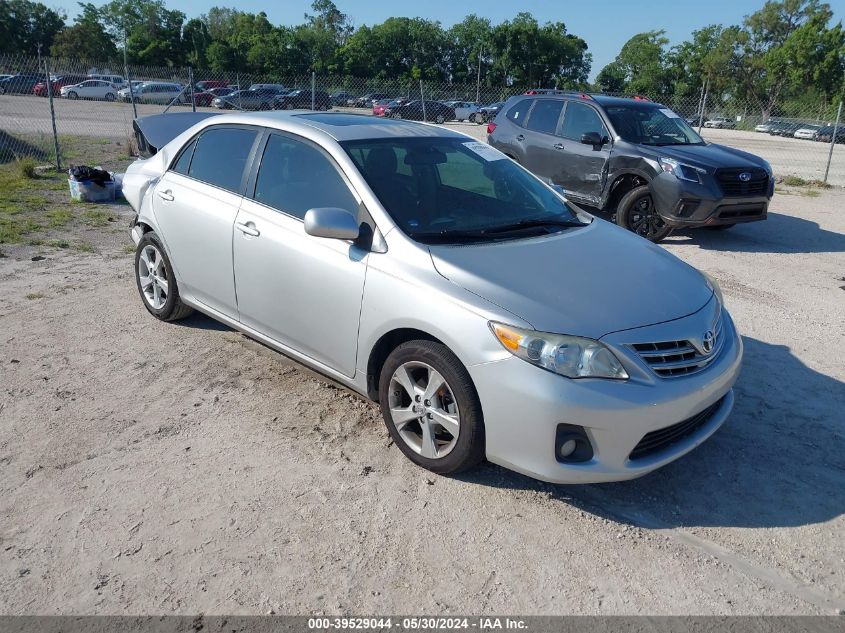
<box><xmin>153</xmin><ymin>125</ymin><xmax>259</xmax><ymax>318</ymax></box>
<box><xmin>232</xmin><ymin>132</ymin><xmax>368</xmax><ymax>377</ymax></box>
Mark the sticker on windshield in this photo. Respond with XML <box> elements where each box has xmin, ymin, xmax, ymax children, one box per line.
<box><xmin>463</xmin><ymin>142</ymin><xmax>506</xmax><ymax>161</ymax></box>
<box><xmin>659</xmin><ymin>108</ymin><xmax>680</xmax><ymax>118</ymax></box>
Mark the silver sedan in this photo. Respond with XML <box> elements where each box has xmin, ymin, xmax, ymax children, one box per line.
<box><xmin>124</xmin><ymin>111</ymin><xmax>741</xmax><ymax>483</ymax></box>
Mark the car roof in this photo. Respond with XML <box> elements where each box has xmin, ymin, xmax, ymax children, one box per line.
<box><xmin>512</xmin><ymin>93</ymin><xmax>665</xmax><ymax>110</ymax></box>
<box><xmin>199</xmin><ymin>111</ymin><xmax>469</xmax><ymax>142</ymax></box>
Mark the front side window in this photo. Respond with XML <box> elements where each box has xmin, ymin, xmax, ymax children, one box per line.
<box><xmin>253</xmin><ymin>134</ymin><xmax>358</xmax><ymax>220</ymax></box>
<box><xmin>525</xmin><ymin>99</ymin><xmax>565</xmax><ymax>135</ymax></box>
<box><xmin>560</xmin><ymin>102</ymin><xmax>607</xmax><ymax>140</ymax></box>
<box><xmin>343</xmin><ymin>138</ymin><xmax>587</xmax><ymax>243</ymax></box>
<box><xmin>188</xmin><ymin>127</ymin><xmax>257</xmax><ymax>193</ymax></box>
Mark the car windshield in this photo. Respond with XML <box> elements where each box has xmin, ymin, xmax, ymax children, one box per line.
<box><xmin>342</xmin><ymin>137</ymin><xmax>588</xmax><ymax>244</ymax></box>
<box><xmin>604</xmin><ymin>104</ymin><xmax>705</xmax><ymax>146</ymax></box>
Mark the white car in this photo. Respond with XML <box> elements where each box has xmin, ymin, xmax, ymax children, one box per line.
<box><xmin>118</xmin><ymin>82</ymin><xmax>185</xmax><ymax>104</ymax></box>
<box><xmin>60</xmin><ymin>80</ymin><xmax>119</xmax><ymax>101</ymax></box>
<box><xmin>703</xmin><ymin>117</ymin><xmax>736</xmax><ymax>129</ymax></box>
<box><xmin>444</xmin><ymin>101</ymin><xmax>481</xmax><ymax>122</ymax></box>
<box><xmin>793</xmin><ymin>125</ymin><xmax>822</xmax><ymax>140</ymax></box>
<box><xmin>88</xmin><ymin>73</ymin><xmax>126</xmax><ymax>88</ymax></box>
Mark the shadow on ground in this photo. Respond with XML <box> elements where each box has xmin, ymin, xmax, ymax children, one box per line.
<box><xmin>458</xmin><ymin>335</ymin><xmax>845</xmax><ymax>530</ymax></box>
<box><xmin>666</xmin><ymin>210</ymin><xmax>845</xmax><ymax>254</ymax></box>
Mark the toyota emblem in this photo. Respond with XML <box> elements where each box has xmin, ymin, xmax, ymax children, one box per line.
<box><xmin>738</xmin><ymin>172</ymin><xmax>752</xmax><ymax>182</ymax></box>
<box><xmin>702</xmin><ymin>330</ymin><xmax>716</xmax><ymax>354</ymax></box>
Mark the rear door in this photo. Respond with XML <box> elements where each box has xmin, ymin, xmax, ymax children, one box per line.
<box><xmin>520</xmin><ymin>99</ymin><xmax>566</xmax><ymax>183</ymax></box>
<box><xmin>555</xmin><ymin>101</ymin><xmax>611</xmax><ymax>205</ymax></box>
<box><xmin>152</xmin><ymin>125</ymin><xmax>260</xmax><ymax>318</ymax></box>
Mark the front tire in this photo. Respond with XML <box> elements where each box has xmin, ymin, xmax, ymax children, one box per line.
<box><xmin>435</xmin><ymin>114</ymin><xmax>445</xmax><ymax>124</ymax></box>
<box><xmin>67</xmin><ymin>91</ymin><xmax>78</xmax><ymax>100</ymax></box>
<box><xmin>105</xmin><ymin>92</ymin><xmax>115</xmax><ymax>102</ymax></box>
<box><xmin>379</xmin><ymin>340</ymin><xmax>485</xmax><ymax>476</ymax></box>
<box><xmin>135</xmin><ymin>232</ymin><xmax>193</xmax><ymax>322</ymax></box>
<box><xmin>615</xmin><ymin>185</ymin><xmax>672</xmax><ymax>243</ymax></box>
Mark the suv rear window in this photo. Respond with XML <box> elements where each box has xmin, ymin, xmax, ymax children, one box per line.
<box><xmin>525</xmin><ymin>100</ymin><xmax>564</xmax><ymax>135</ymax></box>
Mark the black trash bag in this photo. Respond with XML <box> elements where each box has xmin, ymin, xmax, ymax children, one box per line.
<box><xmin>68</xmin><ymin>165</ymin><xmax>112</xmax><ymax>186</ymax></box>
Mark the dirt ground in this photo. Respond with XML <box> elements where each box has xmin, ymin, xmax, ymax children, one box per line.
<box><xmin>0</xmin><ymin>161</ymin><xmax>843</xmax><ymax>615</ymax></box>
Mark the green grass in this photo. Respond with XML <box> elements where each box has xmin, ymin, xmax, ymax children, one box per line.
<box><xmin>47</xmin><ymin>208</ymin><xmax>73</xmax><ymax>227</ymax></box>
<box><xmin>25</xmin><ymin>292</ymin><xmax>46</xmax><ymax>300</ymax></box>
<box><xmin>782</xmin><ymin>175</ymin><xmax>832</xmax><ymax>188</ymax></box>
<box><xmin>15</xmin><ymin>158</ymin><xmax>38</xmax><ymax>179</ymax></box>
<box><xmin>122</xmin><ymin>243</ymin><xmax>136</xmax><ymax>254</ymax></box>
<box><xmin>82</xmin><ymin>209</ymin><xmax>114</xmax><ymax>226</ymax></box>
<box><xmin>804</xmin><ymin>189</ymin><xmax>821</xmax><ymax>197</ymax></box>
<box><xmin>0</xmin><ymin>217</ymin><xmax>42</xmax><ymax>243</ymax></box>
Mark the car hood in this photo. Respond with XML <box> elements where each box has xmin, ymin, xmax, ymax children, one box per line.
<box><xmin>428</xmin><ymin>221</ymin><xmax>713</xmax><ymax>339</ymax></box>
<box><xmin>650</xmin><ymin>143</ymin><xmax>767</xmax><ymax>171</ymax></box>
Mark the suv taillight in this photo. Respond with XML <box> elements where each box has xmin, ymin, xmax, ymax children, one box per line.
<box><xmin>487</xmin><ymin>122</ymin><xmax>497</xmax><ymax>135</ymax></box>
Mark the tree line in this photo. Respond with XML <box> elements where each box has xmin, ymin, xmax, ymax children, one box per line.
<box><xmin>1</xmin><ymin>0</ymin><xmax>842</xmax><ymax>116</ymax></box>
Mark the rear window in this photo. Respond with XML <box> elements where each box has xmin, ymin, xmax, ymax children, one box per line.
<box><xmin>188</xmin><ymin>127</ymin><xmax>257</xmax><ymax>193</ymax></box>
<box><xmin>525</xmin><ymin>100</ymin><xmax>565</xmax><ymax>135</ymax></box>
<box><xmin>506</xmin><ymin>99</ymin><xmax>532</xmax><ymax>126</ymax></box>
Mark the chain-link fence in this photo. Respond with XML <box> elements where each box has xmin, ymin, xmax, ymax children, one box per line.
<box><xmin>1</xmin><ymin>53</ymin><xmax>843</xmax><ymax>185</ymax></box>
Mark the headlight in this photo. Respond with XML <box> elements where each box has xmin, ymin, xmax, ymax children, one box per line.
<box><xmin>659</xmin><ymin>157</ymin><xmax>705</xmax><ymax>183</ymax></box>
<box><xmin>490</xmin><ymin>322</ymin><xmax>628</xmax><ymax>380</ymax></box>
<box><xmin>701</xmin><ymin>271</ymin><xmax>724</xmax><ymax>306</ymax></box>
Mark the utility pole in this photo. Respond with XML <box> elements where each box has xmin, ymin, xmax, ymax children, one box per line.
<box><xmin>124</xmin><ymin>28</ymin><xmax>137</xmax><ymax>119</ymax></box>
<box><xmin>823</xmin><ymin>100</ymin><xmax>842</xmax><ymax>184</ymax></box>
<box><xmin>476</xmin><ymin>48</ymin><xmax>483</xmax><ymax>104</ymax></box>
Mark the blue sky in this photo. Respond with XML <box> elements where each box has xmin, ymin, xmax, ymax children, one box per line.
<box><xmin>52</xmin><ymin>0</ymin><xmax>845</xmax><ymax>79</ymax></box>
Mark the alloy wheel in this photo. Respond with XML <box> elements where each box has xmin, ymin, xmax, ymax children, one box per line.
<box><xmin>387</xmin><ymin>361</ymin><xmax>460</xmax><ymax>459</ymax></box>
<box><xmin>628</xmin><ymin>193</ymin><xmax>667</xmax><ymax>240</ymax></box>
<box><xmin>137</xmin><ymin>244</ymin><xmax>169</xmax><ymax>310</ymax></box>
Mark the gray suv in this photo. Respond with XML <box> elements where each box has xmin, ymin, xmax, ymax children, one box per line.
<box><xmin>488</xmin><ymin>94</ymin><xmax>773</xmax><ymax>242</ymax></box>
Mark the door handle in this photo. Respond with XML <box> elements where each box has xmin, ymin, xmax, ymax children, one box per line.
<box><xmin>157</xmin><ymin>189</ymin><xmax>174</xmax><ymax>201</ymax></box>
<box><xmin>235</xmin><ymin>221</ymin><xmax>260</xmax><ymax>237</ymax></box>
<box><xmin>553</xmin><ymin>143</ymin><xmax>565</xmax><ymax>150</ymax></box>
<box><xmin>516</xmin><ymin>134</ymin><xmax>525</xmax><ymax>142</ymax></box>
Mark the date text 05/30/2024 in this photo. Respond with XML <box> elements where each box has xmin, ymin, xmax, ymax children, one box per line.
<box><xmin>307</xmin><ymin>617</ymin><xmax>528</xmax><ymax>630</ymax></box>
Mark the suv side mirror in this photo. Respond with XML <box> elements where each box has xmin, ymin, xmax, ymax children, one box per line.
<box><xmin>304</xmin><ymin>207</ymin><xmax>360</xmax><ymax>241</ymax></box>
<box><xmin>580</xmin><ymin>131</ymin><xmax>604</xmax><ymax>147</ymax></box>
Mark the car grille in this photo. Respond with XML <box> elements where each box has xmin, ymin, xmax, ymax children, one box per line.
<box><xmin>629</xmin><ymin>396</ymin><xmax>725</xmax><ymax>460</ymax></box>
<box><xmin>716</xmin><ymin>168</ymin><xmax>769</xmax><ymax>196</ymax></box>
<box><xmin>630</xmin><ymin>313</ymin><xmax>724</xmax><ymax>378</ymax></box>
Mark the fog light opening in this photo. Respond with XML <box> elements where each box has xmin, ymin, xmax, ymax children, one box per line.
<box><xmin>559</xmin><ymin>439</ymin><xmax>578</xmax><ymax>458</ymax></box>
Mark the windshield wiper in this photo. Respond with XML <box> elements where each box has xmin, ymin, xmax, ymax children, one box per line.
<box><xmin>484</xmin><ymin>217</ymin><xmax>588</xmax><ymax>234</ymax></box>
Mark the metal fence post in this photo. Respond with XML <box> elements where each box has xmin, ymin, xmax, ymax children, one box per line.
<box><xmin>420</xmin><ymin>79</ymin><xmax>427</xmax><ymax>122</ymax></box>
<box><xmin>311</xmin><ymin>71</ymin><xmax>316</xmax><ymax>110</ymax></box>
<box><xmin>189</xmin><ymin>66</ymin><xmax>196</xmax><ymax>112</ymax></box>
<box><xmin>124</xmin><ymin>28</ymin><xmax>138</xmax><ymax>119</ymax></box>
<box><xmin>698</xmin><ymin>79</ymin><xmax>708</xmax><ymax>135</ymax></box>
<box><xmin>44</xmin><ymin>57</ymin><xmax>61</xmax><ymax>171</ymax></box>
<box><xmin>823</xmin><ymin>100</ymin><xmax>842</xmax><ymax>184</ymax></box>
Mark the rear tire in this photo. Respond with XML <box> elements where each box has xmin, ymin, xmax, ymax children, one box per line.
<box><xmin>379</xmin><ymin>340</ymin><xmax>485</xmax><ymax>476</ymax></box>
<box><xmin>135</xmin><ymin>231</ymin><xmax>193</xmax><ymax>322</ymax></box>
<box><xmin>435</xmin><ymin>114</ymin><xmax>445</xmax><ymax>124</ymax></box>
<box><xmin>615</xmin><ymin>184</ymin><xmax>672</xmax><ymax>243</ymax></box>
<box><xmin>105</xmin><ymin>93</ymin><xmax>115</xmax><ymax>102</ymax></box>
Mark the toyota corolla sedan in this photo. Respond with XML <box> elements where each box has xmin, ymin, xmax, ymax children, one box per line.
<box><xmin>124</xmin><ymin>111</ymin><xmax>742</xmax><ymax>484</ymax></box>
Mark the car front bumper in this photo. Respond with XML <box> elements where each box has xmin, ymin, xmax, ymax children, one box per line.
<box><xmin>468</xmin><ymin>301</ymin><xmax>742</xmax><ymax>484</ymax></box>
<box><xmin>650</xmin><ymin>172</ymin><xmax>772</xmax><ymax>227</ymax></box>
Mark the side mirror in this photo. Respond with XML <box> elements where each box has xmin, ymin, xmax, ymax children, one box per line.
<box><xmin>580</xmin><ymin>131</ymin><xmax>604</xmax><ymax>147</ymax></box>
<box><xmin>304</xmin><ymin>207</ymin><xmax>360</xmax><ymax>241</ymax></box>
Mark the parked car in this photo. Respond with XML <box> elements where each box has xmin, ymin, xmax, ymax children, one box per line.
<box><xmin>384</xmin><ymin>100</ymin><xmax>455</xmax><ymax>123</ymax></box>
<box><xmin>488</xmin><ymin>94</ymin><xmax>773</xmax><ymax>242</ymax></box>
<box><xmin>126</xmin><ymin>110</ymin><xmax>742</xmax><ymax>483</ymax></box>
<box><xmin>768</xmin><ymin>121</ymin><xmax>801</xmax><ymax>137</ymax></box>
<box><xmin>814</xmin><ymin>125</ymin><xmax>845</xmax><ymax>143</ymax></box>
<box><xmin>88</xmin><ymin>73</ymin><xmax>126</xmax><ymax>88</ymax></box>
<box><xmin>212</xmin><ymin>88</ymin><xmax>284</xmax><ymax>110</ymax></box>
<box><xmin>249</xmin><ymin>83</ymin><xmax>287</xmax><ymax>93</ymax></box>
<box><xmin>754</xmin><ymin>120</ymin><xmax>778</xmax><ymax>133</ymax></box>
<box><xmin>475</xmin><ymin>101</ymin><xmax>505</xmax><ymax>124</ymax></box>
<box><xmin>273</xmin><ymin>89</ymin><xmax>332</xmax><ymax>110</ymax></box>
<box><xmin>685</xmin><ymin>114</ymin><xmax>706</xmax><ymax>127</ymax></box>
<box><xmin>33</xmin><ymin>74</ymin><xmax>88</xmax><ymax>97</ymax></box>
<box><xmin>119</xmin><ymin>82</ymin><xmax>186</xmax><ymax>105</ymax></box>
<box><xmin>330</xmin><ymin>91</ymin><xmax>353</xmax><ymax>106</ymax></box>
<box><xmin>0</xmin><ymin>73</ymin><xmax>43</xmax><ymax>95</ymax></box>
<box><xmin>703</xmin><ymin>117</ymin><xmax>736</xmax><ymax>129</ymax></box>
<box><xmin>372</xmin><ymin>98</ymin><xmax>393</xmax><ymax>116</ymax></box>
<box><xmin>444</xmin><ymin>100</ymin><xmax>481</xmax><ymax>122</ymax></box>
<box><xmin>60</xmin><ymin>79</ymin><xmax>119</xmax><ymax>101</ymax></box>
<box><xmin>354</xmin><ymin>92</ymin><xmax>389</xmax><ymax>108</ymax></box>
<box><xmin>194</xmin><ymin>80</ymin><xmax>229</xmax><ymax>92</ymax></box>
<box><xmin>793</xmin><ymin>124</ymin><xmax>822</xmax><ymax>140</ymax></box>
<box><xmin>188</xmin><ymin>86</ymin><xmax>234</xmax><ymax>106</ymax></box>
